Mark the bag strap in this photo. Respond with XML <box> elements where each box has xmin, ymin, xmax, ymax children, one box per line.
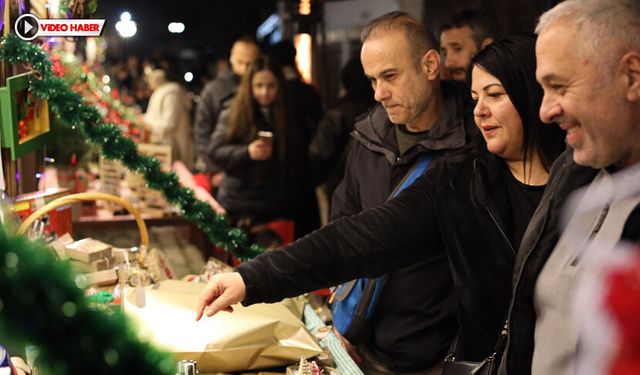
<box><xmin>388</xmin><ymin>153</ymin><xmax>433</xmax><ymax>200</ymax></box>
<box><xmin>372</xmin><ymin>153</ymin><xmax>433</xmax><ymax>284</ymax></box>
<box><xmin>446</xmin><ymin>320</ymin><xmax>508</xmax><ymax>362</ymax></box>
<box><xmin>330</xmin><ymin>153</ymin><xmax>433</xmax><ymax>305</ymax></box>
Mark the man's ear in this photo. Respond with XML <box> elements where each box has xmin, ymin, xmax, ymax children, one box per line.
<box><xmin>422</xmin><ymin>49</ymin><xmax>441</xmax><ymax>80</ymax></box>
<box><xmin>621</xmin><ymin>52</ymin><xmax>640</xmax><ymax>102</ymax></box>
<box><xmin>480</xmin><ymin>37</ymin><xmax>494</xmax><ymax>49</ymax></box>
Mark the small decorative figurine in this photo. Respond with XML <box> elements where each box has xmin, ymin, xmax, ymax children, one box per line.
<box><xmin>298</xmin><ymin>357</ymin><xmax>312</xmax><ymax>375</ymax></box>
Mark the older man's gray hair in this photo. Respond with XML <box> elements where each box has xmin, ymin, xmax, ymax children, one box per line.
<box><xmin>536</xmin><ymin>0</ymin><xmax>640</xmax><ymax>68</ymax></box>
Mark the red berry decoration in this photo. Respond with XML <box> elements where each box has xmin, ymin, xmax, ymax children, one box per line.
<box><xmin>18</xmin><ymin>119</ymin><xmax>28</xmax><ymax>140</ymax></box>
<box><xmin>605</xmin><ymin>249</ymin><xmax>640</xmax><ymax>375</ymax></box>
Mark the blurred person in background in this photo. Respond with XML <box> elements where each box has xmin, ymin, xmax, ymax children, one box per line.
<box><xmin>308</xmin><ymin>57</ymin><xmax>374</xmax><ymax>221</ymax></box>
<box><xmin>440</xmin><ymin>8</ymin><xmax>495</xmax><ymax>82</ymax></box>
<box><xmin>268</xmin><ymin>40</ymin><xmax>322</xmax><ymax>234</ymax></box>
<box><xmin>208</xmin><ymin>56</ymin><xmax>316</xmax><ymax>238</ymax></box>
<box><xmin>270</xmin><ymin>40</ymin><xmax>324</xmax><ymax>143</ymax></box>
<box><xmin>127</xmin><ymin>55</ymin><xmax>142</xmax><ymax>82</ymax></box>
<box><xmin>193</xmin><ymin>36</ymin><xmax>260</xmax><ymax>175</ymax></box>
<box><xmin>140</xmin><ymin>61</ymin><xmax>193</xmax><ymax>168</ymax></box>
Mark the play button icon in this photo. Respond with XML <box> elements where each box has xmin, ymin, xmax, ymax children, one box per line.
<box><xmin>24</xmin><ymin>21</ymin><xmax>33</xmax><ymax>34</ymax></box>
<box><xmin>15</xmin><ymin>14</ymin><xmax>40</xmax><ymax>41</ymax></box>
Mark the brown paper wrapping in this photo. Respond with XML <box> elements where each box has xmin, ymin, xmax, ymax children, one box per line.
<box><xmin>123</xmin><ymin>280</ymin><xmax>322</xmax><ymax>372</ymax></box>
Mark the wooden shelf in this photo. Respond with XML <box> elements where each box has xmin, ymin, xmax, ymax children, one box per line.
<box><xmin>73</xmin><ymin>210</ymin><xmax>226</xmax><ymax>262</ymax></box>
<box><xmin>0</xmin><ymin>72</ymin><xmax>53</xmax><ymax>160</ymax></box>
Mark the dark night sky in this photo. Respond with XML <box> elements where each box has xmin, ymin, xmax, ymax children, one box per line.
<box><xmin>97</xmin><ymin>0</ymin><xmax>277</xmax><ymax>62</ymax></box>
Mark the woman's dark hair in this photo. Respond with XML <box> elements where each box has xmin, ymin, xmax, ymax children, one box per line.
<box><xmin>147</xmin><ymin>54</ymin><xmax>180</xmax><ymax>83</ymax></box>
<box><xmin>471</xmin><ymin>33</ymin><xmax>565</xmax><ymax>172</ymax></box>
<box><xmin>226</xmin><ymin>56</ymin><xmax>287</xmax><ymax>142</ymax></box>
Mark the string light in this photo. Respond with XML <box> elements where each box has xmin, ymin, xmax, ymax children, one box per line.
<box><xmin>299</xmin><ymin>0</ymin><xmax>311</xmax><ymax>15</ymax></box>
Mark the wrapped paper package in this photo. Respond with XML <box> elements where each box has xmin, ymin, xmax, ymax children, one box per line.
<box><xmin>123</xmin><ymin>280</ymin><xmax>322</xmax><ymax>372</ymax></box>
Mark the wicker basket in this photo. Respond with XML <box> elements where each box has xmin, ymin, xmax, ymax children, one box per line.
<box><xmin>16</xmin><ymin>192</ymin><xmax>149</xmax><ymax>248</ymax></box>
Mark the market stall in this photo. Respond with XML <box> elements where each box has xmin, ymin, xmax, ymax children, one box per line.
<box><xmin>0</xmin><ymin>6</ymin><xmax>353</xmax><ymax>374</ymax></box>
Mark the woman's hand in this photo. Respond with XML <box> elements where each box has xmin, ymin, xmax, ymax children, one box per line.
<box><xmin>195</xmin><ymin>272</ymin><xmax>247</xmax><ymax>320</ymax></box>
<box><xmin>248</xmin><ymin>139</ymin><xmax>273</xmax><ymax>160</ymax></box>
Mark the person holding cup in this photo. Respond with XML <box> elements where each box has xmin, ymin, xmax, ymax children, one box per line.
<box><xmin>209</xmin><ymin>56</ymin><xmax>312</xmax><ymax>233</ymax></box>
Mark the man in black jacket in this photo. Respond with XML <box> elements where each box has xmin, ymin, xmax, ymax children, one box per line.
<box><xmin>308</xmin><ymin>57</ymin><xmax>374</xmax><ymax>203</ymax></box>
<box><xmin>195</xmin><ymin>12</ymin><xmax>476</xmax><ymax>375</ymax></box>
<box><xmin>328</xmin><ymin>12</ymin><xmax>473</xmax><ymax>374</ymax></box>
<box><xmin>197</xmin><ymin>4</ymin><xmax>639</xmax><ymax>372</ymax></box>
<box><xmin>499</xmin><ymin>1</ymin><xmax>640</xmax><ymax>374</ymax></box>
<box><xmin>193</xmin><ymin>36</ymin><xmax>260</xmax><ymax>174</ymax></box>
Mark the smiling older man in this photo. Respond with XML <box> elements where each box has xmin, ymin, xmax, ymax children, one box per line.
<box><xmin>499</xmin><ymin>1</ymin><xmax>640</xmax><ymax>374</ymax></box>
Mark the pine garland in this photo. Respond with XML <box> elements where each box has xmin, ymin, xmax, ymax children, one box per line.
<box><xmin>0</xmin><ymin>227</ymin><xmax>176</xmax><ymax>374</ymax></box>
<box><xmin>0</xmin><ymin>35</ymin><xmax>264</xmax><ymax>260</ymax></box>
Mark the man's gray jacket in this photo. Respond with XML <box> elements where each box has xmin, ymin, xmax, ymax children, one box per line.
<box><xmin>193</xmin><ymin>69</ymin><xmax>239</xmax><ymax>172</ymax></box>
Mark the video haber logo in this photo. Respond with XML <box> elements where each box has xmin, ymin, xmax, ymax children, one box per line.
<box><xmin>15</xmin><ymin>14</ymin><xmax>105</xmax><ymax>41</ymax></box>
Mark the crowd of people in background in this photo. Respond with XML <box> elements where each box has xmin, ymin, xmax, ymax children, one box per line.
<box><xmin>111</xmin><ymin>36</ymin><xmax>328</xmax><ymax>239</ymax></box>
<box><xmin>105</xmin><ymin>2</ymin><xmax>640</xmax><ymax>374</ymax></box>
<box><xmin>105</xmin><ymin>7</ymin><xmax>508</xmax><ymax>243</ymax></box>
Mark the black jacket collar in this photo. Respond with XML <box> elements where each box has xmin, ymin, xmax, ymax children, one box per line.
<box><xmin>351</xmin><ymin>81</ymin><xmax>471</xmax><ymax>165</ymax></box>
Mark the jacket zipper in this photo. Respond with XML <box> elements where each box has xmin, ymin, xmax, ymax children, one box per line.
<box><xmin>501</xmin><ymin>203</ymin><xmax>550</xmax><ymax>372</ymax></box>
<box><xmin>486</xmin><ymin>206</ymin><xmax>516</xmax><ymax>256</ymax></box>
<box><xmin>502</xmin><ymin>176</ymin><xmax>558</xmax><ymax>371</ymax></box>
<box><xmin>569</xmin><ymin>203</ymin><xmax>610</xmax><ymax>266</ymax></box>
<box><xmin>472</xmin><ymin>159</ymin><xmax>516</xmax><ymax>256</ymax></box>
